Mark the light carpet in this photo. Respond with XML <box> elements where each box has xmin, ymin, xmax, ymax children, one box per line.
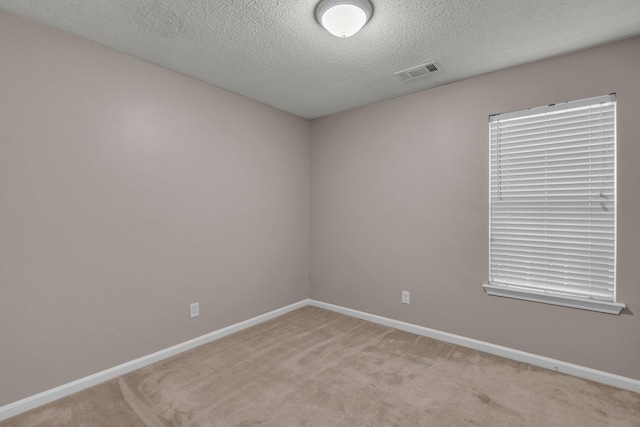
<box><xmin>2</xmin><ymin>306</ymin><xmax>639</xmax><ymax>426</ymax></box>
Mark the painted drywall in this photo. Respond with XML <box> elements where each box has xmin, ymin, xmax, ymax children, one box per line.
<box><xmin>310</xmin><ymin>36</ymin><xmax>640</xmax><ymax>381</ymax></box>
<box><xmin>2</xmin><ymin>6</ymin><xmax>639</xmax><ymax>410</ymax></box>
<box><xmin>0</xmin><ymin>11</ymin><xmax>309</xmax><ymax>406</ymax></box>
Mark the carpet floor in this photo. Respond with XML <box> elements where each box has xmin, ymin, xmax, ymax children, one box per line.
<box><xmin>2</xmin><ymin>306</ymin><xmax>639</xmax><ymax>426</ymax></box>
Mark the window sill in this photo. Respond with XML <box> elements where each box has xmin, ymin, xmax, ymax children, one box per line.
<box><xmin>482</xmin><ymin>284</ymin><xmax>626</xmax><ymax>315</ymax></box>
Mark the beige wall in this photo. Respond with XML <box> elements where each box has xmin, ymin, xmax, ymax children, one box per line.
<box><xmin>2</xmin><ymin>6</ymin><xmax>640</xmax><ymax>409</ymax></box>
<box><xmin>310</xmin><ymin>36</ymin><xmax>640</xmax><ymax>381</ymax></box>
<box><xmin>0</xmin><ymin>11</ymin><xmax>309</xmax><ymax>406</ymax></box>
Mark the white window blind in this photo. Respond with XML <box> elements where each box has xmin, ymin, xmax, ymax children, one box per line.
<box><xmin>485</xmin><ymin>94</ymin><xmax>625</xmax><ymax>314</ymax></box>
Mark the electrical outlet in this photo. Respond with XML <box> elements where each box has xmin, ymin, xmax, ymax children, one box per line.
<box><xmin>402</xmin><ymin>291</ymin><xmax>410</xmax><ymax>304</ymax></box>
<box><xmin>190</xmin><ymin>302</ymin><xmax>199</xmax><ymax>319</ymax></box>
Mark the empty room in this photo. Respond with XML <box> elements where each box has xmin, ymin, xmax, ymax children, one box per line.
<box><xmin>1</xmin><ymin>0</ymin><xmax>639</xmax><ymax>425</ymax></box>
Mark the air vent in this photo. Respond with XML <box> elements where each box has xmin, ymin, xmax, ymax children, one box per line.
<box><xmin>394</xmin><ymin>62</ymin><xmax>441</xmax><ymax>81</ymax></box>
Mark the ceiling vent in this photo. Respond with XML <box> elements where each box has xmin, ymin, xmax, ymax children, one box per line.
<box><xmin>394</xmin><ymin>62</ymin><xmax>441</xmax><ymax>81</ymax></box>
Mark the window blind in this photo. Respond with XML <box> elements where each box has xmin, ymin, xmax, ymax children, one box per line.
<box><xmin>488</xmin><ymin>94</ymin><xmax>617</xmax><ymax>305</ymax></box>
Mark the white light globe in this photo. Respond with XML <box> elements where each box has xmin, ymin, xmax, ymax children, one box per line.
<box><xmin>322</xmin><ymin>4</ymin><xmax>366</xmax><ymax>38</ymax></box>
<box><xmin>316</xmin><ymin>0</ymin><xmax>373</xmax><ymax>38</ymax></box>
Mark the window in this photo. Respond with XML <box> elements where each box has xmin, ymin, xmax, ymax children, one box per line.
<box><xmin>483</xmin><ymin>94</ymin><xmax>625</xmax><ymax>314</ymax></box>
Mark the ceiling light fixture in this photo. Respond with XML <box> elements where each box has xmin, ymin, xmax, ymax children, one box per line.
<box><xmin>316</xmin><ymin>0</ymin><xmax>373</xmax><ymax>38</ymax></box>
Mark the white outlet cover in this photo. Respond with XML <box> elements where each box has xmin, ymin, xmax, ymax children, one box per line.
<box><xmin>190</xmin><ymin>302</ymin><xmax>199</xmax><ymax>318</ymax></box>
<box><xmin>402</xmin><ymin>291</ymin><xmax>410</xmax><ymax>304</ymax></box>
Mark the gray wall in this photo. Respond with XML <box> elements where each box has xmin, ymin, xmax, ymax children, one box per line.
<box><xmin>2</xmin><ymin>6</ymin><xmax>640</xmax><ymax>409</ymax></box>
<box><xmin>310</xmin><ymin>36</ymin><xmax>640</xmax><ymax>381</ymax></box>
<box><xmin>0</xmin><ymin>11</ymin><xmax>310</xmax><ymax>406</ymax></box>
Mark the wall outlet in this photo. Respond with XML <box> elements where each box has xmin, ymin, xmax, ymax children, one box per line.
<box><xmin>190</xmin><ymin>302</ymin><xmax>199</xmax><ymax>319</ymax></box>
<box><xmin>402</xmin><ymin>291</ymin><xmax>410</xmax><ymax>304</ymax></box>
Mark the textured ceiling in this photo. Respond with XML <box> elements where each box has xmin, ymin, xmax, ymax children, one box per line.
<box><xmin>2</xmin><ymin>0</ymin><xmax>640</xmax><ymax>119</ymax></box>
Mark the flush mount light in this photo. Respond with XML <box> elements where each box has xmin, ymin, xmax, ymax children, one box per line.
<box><xmin>316</xmin><ymin>0</ymin><xmax>373</xmax><ymax>38</ymax></box>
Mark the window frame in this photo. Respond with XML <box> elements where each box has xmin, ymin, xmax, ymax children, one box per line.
<box><xmin>483</xmin><ymin>94</ymin><xmax>625</xmax><ymax>315</ymax></box>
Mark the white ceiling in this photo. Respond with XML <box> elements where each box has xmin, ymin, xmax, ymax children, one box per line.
<box><xmin>2</xmin><ymin>0</ymin><xmax>640</xmax><ymax>119</ymax></box>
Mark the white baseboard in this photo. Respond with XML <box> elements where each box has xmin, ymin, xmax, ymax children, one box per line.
<box><xmin>0</xmin><ymin>299</ymin><xmax>311</xmax><ymax>422</ymax></box>
<box><xmin>3</xmin><ymin>298</ymin><xmax>638</xmax><ymax>421</ymax></box>
<box><xmin>309</xmin><ymin>300</ymin><xmax>640</xmax><ymax>394</ymax></box>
